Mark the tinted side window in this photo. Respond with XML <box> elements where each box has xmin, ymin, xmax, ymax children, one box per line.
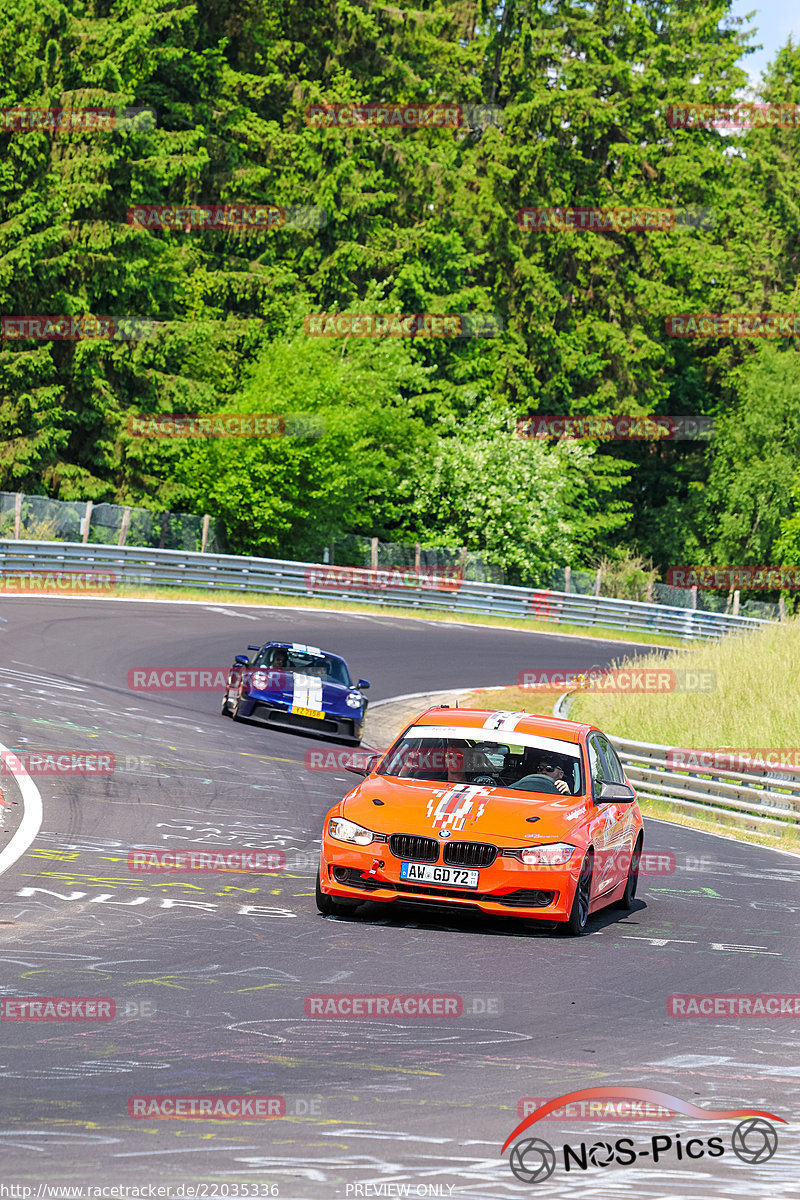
<box><xmin>587</xmin><ymin>736</ymin><xmax>607</xmax><ymax>796</ymax></box>
<box><xmin>596</xmin><ymin>733</ymin><xmax>626</xmax><ymax>784</ymax></box>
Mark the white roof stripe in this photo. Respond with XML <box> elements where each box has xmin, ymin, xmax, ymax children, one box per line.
<box><xmin>405</xmin><ymin>725</ymin><xmax>582</xmax><ymax>758</ymax></box>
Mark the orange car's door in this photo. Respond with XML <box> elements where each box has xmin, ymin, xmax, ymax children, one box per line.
<box><xmin>586</xmin><ymin>733</ymin><xmax>628</xmax><ymax>896</ymax></box>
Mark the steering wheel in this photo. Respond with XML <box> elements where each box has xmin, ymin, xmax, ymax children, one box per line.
<box><xmin>508</xmin><ymin>772</ymin><xmax>560</xmax><ymax>794</ymax></box>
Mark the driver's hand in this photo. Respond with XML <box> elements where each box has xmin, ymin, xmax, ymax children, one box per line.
<box><xmin>554</xmin><ymin>779</ymin><xmax>569</xmax><ymax>793</ymax></box>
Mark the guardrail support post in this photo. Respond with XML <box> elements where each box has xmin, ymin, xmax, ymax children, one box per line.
<box><xmin>370</xmin><ymin>537</ymin><xmax>378</xmax><ymax>570</ymax></box>
<box><xmin>201</xmin><ymin>514</ymin><xmax>210</xmax><ymax>553</ymax></box>
<box><xmin>564</xmin><ymin>565</ymin><xmax>571</xmax><ymax>593</ymax></box>
<box><xmin>779</xmin><ymin>595</ymin><xmax>786</xmax><ymax>622</ymax></box>
<box><xmin>81</xmin><ymin>500</ymin><xmax>93</xmax><ymax>544</ymax></box>
<box><xmin>732</xmin><ymin>589</ymin><xmax>740</xmax><ymax>616</ymax></box>
<box><xmin>415</xmin><ymin>542</ymin><xmax>421</xmax><ymax>572</ymax></box>
<box><xmin>691</xmin><ymin>584</ymin><xmax>697</xmax><ymax>610</ymax></box>
<box><xmin>13</xmin><ymin>492</ymin><xmax>21</xmax><ymax>538</ymax></box>
<box><xmin>119</xmin><ymin>507</ymin><xmax>132</xmax><ymax>547</ymax></box>
<box><xmin>594</xmin><ymin>567</ymin><xmax>602</xmax><ymax>596</ymax></box>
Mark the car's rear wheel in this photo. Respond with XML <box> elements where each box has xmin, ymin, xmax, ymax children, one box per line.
<box><xmin>315</xmin><ymin>870</ymin><xmax>358</xmax><ymax>917</ymax></box>
<box><xmin>561</xmin><ymin>850</ymin><xmax>593</xmax><ymax>936</ymax></box>
<box><xmin>614</xmin><ymin>834</ymin><xmax>643</xmax><ymax>909</ymax></box>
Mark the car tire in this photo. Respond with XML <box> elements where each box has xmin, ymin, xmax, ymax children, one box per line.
<box><xmin>561</xmin><ymin>850</ymin><xmax>593</xmax><ymax>937</ymax></box>
<box><xmin>614</xmin><ymin>834</ymin><xmax>643</xmax><ymax>910</ymax></box>
<box><xmin>231</xmin><ymin>694</ymin><xmax>244</xmax><ymax>722</ymax></box>
<box><xmin>220</xmin><ymin>691</ymin><xmax>231</xmax><ymax>717</ymax></box>
<box><xmin>315</xmin><ymin>870</ymin><xmax>357</xmax><ymax>917</ymax></box>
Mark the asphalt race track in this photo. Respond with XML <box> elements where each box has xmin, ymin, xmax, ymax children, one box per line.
<box><xmin>0</xmin><ymin>597</ymin><xmax>797</xmax><ymax>1198</ymax></box>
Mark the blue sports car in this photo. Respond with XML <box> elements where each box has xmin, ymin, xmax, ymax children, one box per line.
<box><xmin>220</xmin><ymin>641</ymin><xmax>370</xmax><ymax>744</ymax></box>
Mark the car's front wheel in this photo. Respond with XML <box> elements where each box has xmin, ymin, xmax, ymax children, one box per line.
<box><xmin>561</xmin><ymin>850</ymin><xmax>593</xmax><ymax>936</ymax></box>
<box><xmin>315</xmin><ymin>871</ymin><xmax>358</xmax><ymax>917</ymax></box>
<box><xmin>220</xmin><ymin>691</ymin><xmax>231</xmax><ymax>716</ymax></box>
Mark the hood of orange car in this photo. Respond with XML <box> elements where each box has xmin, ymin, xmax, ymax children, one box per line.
<box><xmin>340</xmin><ymin>776</ymin><xmax>589</xmax><ymax>843</ymax></box>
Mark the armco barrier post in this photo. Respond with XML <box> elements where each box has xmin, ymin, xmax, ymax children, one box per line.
<box><xmin>119</xmin><ymin>507</ymin><xmax>131</xmax><ymax>547</ymax></box>
<box><xmin>81</xmin><ymin>500</ymin><xmax>92</xmax><ymax>544</ymax></box>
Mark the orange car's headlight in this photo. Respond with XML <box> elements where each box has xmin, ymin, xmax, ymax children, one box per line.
<box><xmin>328</xmin><ymin>817</ymin><xmax>377</xmax><ymax>846</ymax></box>
<box><xmin>505</xmin><ymin>843</ymin><xmax>576</xmax><ymax>867</ymax></box>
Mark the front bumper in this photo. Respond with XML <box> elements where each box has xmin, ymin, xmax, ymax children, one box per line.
<box><xmin>319</xmin><ymin>841</ymin><xmax>579</xmax><ymax>921</ymax></box>
<box><xmin>239</xmin><ymin>695</ymin><xmax>363</xmax><ymax>739</ymax></box>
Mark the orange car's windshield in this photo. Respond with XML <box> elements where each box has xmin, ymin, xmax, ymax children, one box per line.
<box><xmin>379</xmin><ymin>734</ymin><xmax>584</xmax><ymax>796</ymax></box>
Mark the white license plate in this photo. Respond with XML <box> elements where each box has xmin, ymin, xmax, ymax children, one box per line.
<box><xmin>399</xmin><ymin>862</ymin><xmax>479</xmax><ymax>889</ymax></box>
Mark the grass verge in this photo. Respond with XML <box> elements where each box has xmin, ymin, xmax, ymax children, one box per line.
<box><xmin>463</xmin><ymin>682</ymin><xmax>800</xmax><ymax>855</ymax></box>
<box><xmin>568</xmin><ymin>616</ymin><xmax>799</xmax><ymax>745</ymax></box>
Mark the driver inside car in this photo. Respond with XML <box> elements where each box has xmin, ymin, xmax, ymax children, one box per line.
<box><xmin>534</xmin><ymin>758</ymin><xmax>571</xmax><ymax>794</ymax></box>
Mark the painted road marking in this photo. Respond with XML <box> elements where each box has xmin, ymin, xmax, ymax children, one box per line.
<box><xmin>0</xmin><ymin>736</ymin><xmax>42</xmax><ymax>878</ymax></box>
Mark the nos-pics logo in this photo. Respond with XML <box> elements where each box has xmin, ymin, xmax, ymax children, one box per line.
<box><xmin>502</xmin><ymin>1087</ymin><xmax>783</xmax><ymax>1183</ymax></box>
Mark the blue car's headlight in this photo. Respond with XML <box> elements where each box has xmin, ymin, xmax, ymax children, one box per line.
<box><xmin>345</xmin><ymin>692</ymin><xmax>363</xmax><ymax>709</ymax></box>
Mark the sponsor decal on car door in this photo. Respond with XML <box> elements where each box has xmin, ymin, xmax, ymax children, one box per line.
<box><xmin>587</xmin><ymin>734</ymin><xmax>628</xmax><ymax>893</ymax></box>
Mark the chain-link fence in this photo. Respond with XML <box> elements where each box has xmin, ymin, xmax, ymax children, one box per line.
<box><xmin>0</xmin><ymin>493</ymin><xmax>786</xmax><ymax>618</ymax></box>
<box><xmin>327</xmin><ymin>534</ymin><xmax>506</xmax><ymax>583</ymax></box>
<box><xmin>0</xmin><ymin>493</ymin><xmax>220</xmax><ymax>553</ymax></box>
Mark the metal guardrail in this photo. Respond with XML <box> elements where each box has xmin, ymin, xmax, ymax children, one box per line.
<box><xmin>554</xmin><ymin>692</ymin><xmax>800</xmax><ymax>834</ymax></box>
<box><xmin>0</xmin><ymin>539</ymin><xmax>772</xmax><ymax>642</ymax></box>
<box><xmin>613</xmin><ymin>736</ymin><xmax>800</xmax><ymax>834</ymax></box>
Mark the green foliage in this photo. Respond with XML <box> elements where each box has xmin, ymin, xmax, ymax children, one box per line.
<box><xmin>697</xmin><ymin>346</ymin><xmax>800</xmax><ymax>564</ymax></box>
<box><xmin>0</xmin><ymin>0</ymin><xmax>798</xmax><ymax>584</ymax></box>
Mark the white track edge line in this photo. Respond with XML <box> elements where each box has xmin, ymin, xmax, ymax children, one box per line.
<box><xmin>0</xmin><ymin>741</ymin><xmax>43</xmax><ymax>877</ymax></box>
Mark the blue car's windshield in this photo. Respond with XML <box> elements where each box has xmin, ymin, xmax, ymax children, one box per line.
<box><xmin>253</xmin><ymin>647</ymin><xmax>351</xmax><ymax>685</ymax></box>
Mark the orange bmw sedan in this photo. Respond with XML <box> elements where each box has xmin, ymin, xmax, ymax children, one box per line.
<box><xmin>316</xmin><ymin>706</ymin><xmax>644</xmax><ymax>935</ymax></box>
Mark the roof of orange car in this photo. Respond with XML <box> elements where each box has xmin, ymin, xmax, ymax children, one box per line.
<box><xmin>412</xmin><ymin>706</ymin><xmax>592</xmax><ymax>743</ymax></box>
